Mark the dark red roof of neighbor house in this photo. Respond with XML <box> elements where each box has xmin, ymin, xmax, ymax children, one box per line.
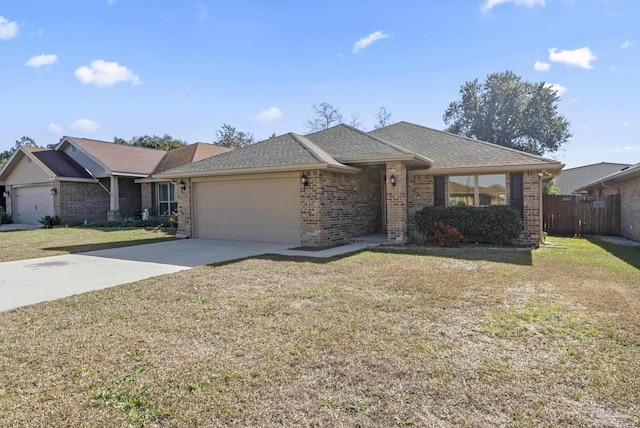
<box><xmin>152</xmin><ymin>143</ymin><xmax>231</xmax><ymax>175</ymax></box>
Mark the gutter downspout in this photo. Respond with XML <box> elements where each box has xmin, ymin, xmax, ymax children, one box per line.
<box><xmin>83</xmin><ymin>168</ymin><xmax>111</xmax><ymax>195</ymax></box>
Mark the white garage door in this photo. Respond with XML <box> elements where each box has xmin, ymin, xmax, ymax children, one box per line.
<box><xmin>14</xmin><ymin>186</ymin><xmax>55</xmax><ymax>224</ymax></box>
<box><xmin>194</xmin><ymin>177</ymin><xmax>301</xmax><ymax>244</ymax></box>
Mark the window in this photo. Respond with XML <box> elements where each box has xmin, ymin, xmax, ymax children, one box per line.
<box><xmin>448</xmin><ymin>174</ymin><xmax>506</xmax><ymax>207</ymax></box>
<box><xmin>158</xmin><ymin>182</ymin><xmax>177</xmax><ymax>216</ymax></box>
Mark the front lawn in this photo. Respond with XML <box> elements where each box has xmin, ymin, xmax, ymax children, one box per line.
<box><xmin>0</xmin><ymin>237</ymin><xmax>638</xmax><ymax>426</ymax></box>
<box><xmin>0</xmin><ymin>227</ymin><xmax>175</xmax><ymax>262</ymax></box>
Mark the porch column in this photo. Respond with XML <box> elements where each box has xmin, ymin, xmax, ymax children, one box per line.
<box><xmin>107</xmin><ymin>175</ymin><xmax>121</xmax><ymax>221</ymax></box>
<box><xmin>386</xmin><ymin>161</ymin><xmax>408</xmax><ymax>243</ymax></box>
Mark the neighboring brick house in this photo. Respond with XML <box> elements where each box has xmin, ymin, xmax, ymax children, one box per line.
<box><xmin>576</xmin><ymin>162</ymin><xmax>640</xmax><ymax>242</ymax></box>
<box><xmin>156</xmin><ymin>122</ymin><xmax>564</xmax><ymax>247</ymax></box>
<box><xmin>0</xmin><ymin>138</ymin><xmax>227</xmax><ymax>224</ymax></box>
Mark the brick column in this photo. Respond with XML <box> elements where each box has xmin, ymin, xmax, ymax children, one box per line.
<box><xmin>515</xmin><ymin>171</ymin><xmax>541</xmax><ymax>246</ymax></box>
<box><xmin>386</xmin><ymin>162</ymin><xmax>408</xmax><ymax>243</ymax></box>
<box><xmin>176</xmin><ymin>178</ymin><xmax>192</xmax><ymax>238</ymax></box>
<box><xmin>300</xmin><ymin>170</ymin><xmax>323</xmax><ymax>247</ymax></box>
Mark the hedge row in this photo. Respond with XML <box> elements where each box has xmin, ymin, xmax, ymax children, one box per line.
<box><xmin>414</xmin><ymin>205</ymin><xmax>524</xmax><ymax>245</ymax></box>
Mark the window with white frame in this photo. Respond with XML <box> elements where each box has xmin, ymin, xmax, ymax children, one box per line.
<box><xmin>448</xmin><ymin>174</ymin><xmax>507</xmax><ymax>207</ymax></box>
<box><xmin>158</xmin><ymin>182</ymin><xmax>177</xmax><ymax>216</ymax></box>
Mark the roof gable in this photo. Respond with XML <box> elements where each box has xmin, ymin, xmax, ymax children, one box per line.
<box><xmin>60</xmin><ymin>137</ymin><xmax>167</xmax><ymax>176</ymax></box>
<box><xmin>152</xmin><ymin>143</ymin><xmax>231</xmax><ymax>174</ymax></box>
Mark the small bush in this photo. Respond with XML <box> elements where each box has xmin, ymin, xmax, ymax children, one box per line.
<box><xmin>409</xmin><ymin>230</ymin><xmax>430</xmax><ymax>246</ymax></box>
<box><xmin>415</xmin><ymin>205</ymin><xmax>523</xmax><ymax>245</ymax></box>
<box><xmin>1</xmin><ymin>212</ymin><xmax>12</xmax><ymax>224</ymax></box>
<box><xmin>38</xmin><ymin>215</ymin><xmax>61</xmax><ymax>228</ymax></box>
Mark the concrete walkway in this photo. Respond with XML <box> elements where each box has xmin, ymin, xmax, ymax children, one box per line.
<box><xmin>0</xmin><ymin>238</ymin><xmax>381</xmax><ymax>313</ymax></box>
<box><xmin>0</xmin><ymin>223</ymin><xmax>42</xmax><ymax>232</ymax></box>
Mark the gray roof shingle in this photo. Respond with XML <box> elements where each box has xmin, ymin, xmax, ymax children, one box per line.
<box><xmin>370</xmin><ymin>122</ymin><xmax>560</xmax><ymax>169</ymax></box>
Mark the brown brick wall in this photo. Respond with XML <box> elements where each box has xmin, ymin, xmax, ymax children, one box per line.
<box><xmin>386</xmin><ymin>162</ymin><xmax>408</xmax><ymax>243</ymax></box>
<box><xmin>117</xmin><ymin>177</ymin><xmax>142</xmax><ymax>219</ymax></box>
<box><xmin>407</xmin><ymin>174</ymin><xmax>433</xmax><ymax>230</ymax></box>
<box><xmin>59</xmin><ymin>180</ymin><xmax>110</xmax><ymax>223</ymax></box>
<box><xmin>301</xmin><ymin>166</ymin><xmax>383</xmax><ymax>246</ymax></box>
<box><xmin>141</xmin><ymin>183</ymin><xmax>153</xmax><ymax>214</ymax></box>
<box><xmin>619</xmin><ymin>176</ymin><xmax>640</xmax><ymax>242</ymax></box>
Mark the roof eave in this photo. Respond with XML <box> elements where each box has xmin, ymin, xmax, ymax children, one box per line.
<box><xmin>576</xmin><ymin>166</ymin><xmax>640</xmax><ymax>192</ymax></box>
<box><xmin>411</xmin><ymin>162</ymin><xmax>564</xmax><ymax>175</ymax></box>
<box><xmin>339</xmin><ymin>154</ymin><xmax>433</xmax><ymax>167</ymax></box>
<box><xmin>155</xmin><ymin>162</ymin><xmax>361</xmax><ymax>179</ymax></box>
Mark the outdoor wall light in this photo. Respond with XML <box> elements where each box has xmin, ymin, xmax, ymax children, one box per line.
<box><xmin>179</xmin><ymin>180</ymin><xmax>186</xmax><ymax>191</ymax></box>
<box><xmin>50</xmin><ymin>187</ymin><xmax>57</xmax><ymax>196</ymax></box>
<box><xmin>389</xmin><ymin>174</ymin><xmax>397</xmax><ymax>187</ymax></box>
<box><xmin>2</xmin><ymin>191</ymin><xmax>9</xmax><ymax>198</ymax></box>
<box><xmin>300</xmin><ymin>173</ymin><xmax>309</xmax><ymax>187</ymax></box>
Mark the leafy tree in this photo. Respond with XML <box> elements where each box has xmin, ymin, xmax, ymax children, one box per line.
<box><xmin>1</xmin><ymin>136</ymin><xmax>40</xmax><ymax>163</ymax></box>
<box><xmin>443</xmin><ymin>71</ymin><xmax>571</xmax><ymax>155</ymax></box>
<box><xmin>114</xmin><ymin>134</ymin><xmax>187</xmax><ymax>150</ymax></box>
<box><xmin>543</xmin><ymin>178</ymin><xmax>561</xmax><ymax>195</ymax></box>
<box><xmin>305</xmin><ymin>102</ymin><xmax>344</xmax><ymax>132</ymax></box>
<box><xmin>213</xmin><ymin>124</ymin><xmax>255</xmax><ymax>149</ymax></box>
<box><xmin>374</xmin><ymin>106</ymin><xmax>392</xmax><ymax>129</ymax></box>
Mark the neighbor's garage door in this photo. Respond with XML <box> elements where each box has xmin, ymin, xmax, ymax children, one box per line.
<box><xmin>194</xmin><ymin>177</ymin><xmax>301</xmax><ymax>244</ymax></box>
<box><xmin>14</xmin><ymin>186</ymin><xmax>54</xmax><ymax>224</ymax></box>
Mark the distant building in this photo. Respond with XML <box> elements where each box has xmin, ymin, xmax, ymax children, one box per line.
<box><xmin>556</xmin><ymin>162</ymin><xmax>631</xmax><ymax>195</ymax></box>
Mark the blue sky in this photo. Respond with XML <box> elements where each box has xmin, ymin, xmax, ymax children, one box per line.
<box><xmin>1</xmin><ymin>0</ymin><xmax>638</xmax><ymax>168</ymax></box>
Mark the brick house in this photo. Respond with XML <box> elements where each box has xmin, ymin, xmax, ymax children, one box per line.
<box><xmin>156</xmin><ymin>122</ymin><xmax>564</xmax><ymax>247</ymax></box>
<box><xmin>0</xmin><ymin>138</ymin><xmax>228</xmax><ymax>224</ymax></box>
<box><xmin>576</xmin><ymin>162</ymin><xmax>640</xmax><ymax>242</ymax></box>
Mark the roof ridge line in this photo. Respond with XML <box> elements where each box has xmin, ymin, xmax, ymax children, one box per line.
<box><xmin>289</xmin><ymin>133</ymin><xmax>343</xmax><ymax>166</ymax></box>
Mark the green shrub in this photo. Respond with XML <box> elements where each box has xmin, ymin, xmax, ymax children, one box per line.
<box><xmin>1</xmin><ymin>212</ymin><xmax>13</xmax><ymax>224</ymax></box>
<box><xmin>415</xmin><ymin>205</ymin><xmax>523</xmax><ymax>245</ymax></box>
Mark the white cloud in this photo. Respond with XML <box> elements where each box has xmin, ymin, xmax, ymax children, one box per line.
<box><xmin>613</xmin><ymin>145</ymin><xmax>640</xmax><ymax>152</ymax></box>
<box><xmin>548</xmin><ymin>47</ymin><xmax>597</xmax><ymax>69</ymax></box>
<box><xmin>107</xmin><ymin>0</ymin><xmax>117</xmax><ymax>5</ymax></box>
<box><xmin>0</xmin><ymin>15</ymin><xmax>19</xmax><ymax>40</ymax></box>
<box><xmin>256</xmin><ymin>106</ymin><xmax>283</xmax><ymax>122</ymax></box>
<box><xmin>70</xmin><ymin>119</ymin><xmax>101</xmax><ymax>133</ymax></box>
<box><xmin>48</xmin><ymin>123</ymin><xmax>64</xmax><ymax>134</ymax></box>
<box><xmin>353</xmin><ymin>31</ymin><xmax>391</xmax><ymax>54</ymax></box>
<box><xmin>545</xmin><ymin>83</ymin><xmax>567</xmax><ymax>96</ymax></box>
<box><xmin>623</xmin><ymin>121</ymin><xmax>630</xmax><ymax>127</ymax></box>
<box><xmin>534</xmin><ymin>60</ymin><xmax>551</xmax><ymax>71</ymax></box>
<box><xmin>481</xmin><ymin>0</ymin><xmax>545</xmax><ymax>12</ymax></box>
<box><xmin>25</xmin><ymin>54</ymin><xmax>58</xmax><ymax>68</ymax></box>
<box><xmin>621</xmin><ymin>40</ymin><xmax>633</xmax><ymax>49</ymax></box>
<box><xmin>74</xmin><ymin>60</ymin><xmax>141</xmax><ymax>87</ymax></box>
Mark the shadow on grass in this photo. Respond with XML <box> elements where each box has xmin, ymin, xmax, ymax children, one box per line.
<box><xmin>585</xmin><ymin>237</ymin><xmax>640</xmax><ymax>270</ymax></box>
<box><xmin>207</xmin><ymin>245</ymin><xmax>533</xmax><ymax>267</ymax></box>
<box><xmin>43</xmin><ymin>237</ymin><xmax>175</xmax><ymax>254</ymax></box>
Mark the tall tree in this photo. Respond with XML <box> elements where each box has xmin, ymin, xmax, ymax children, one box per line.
<box><xmin>443</xmin><ymin>71</ymin><xmax>571</xmax><ymax>155</ymax></box>
<box><xmin>374</xmin><ymin>106</ymin><xmax>392</xmax><ymax>129</ymax></box>
<box><xmin>349</xmin><ymin>113</ymin><xmax>363</xmax><ymax>130</ymax></box>
<box><xmin>1</xmin><ymin>136</ymin><xmax>40</xmax><ymax>163</ymax></box>
<box><xmin>114</xmin><ymin>134</ymin><xmax>187</xmax><ymax>150</ymax></box>
<box><xmin>213</xmin><ymin>124</ymin><xmax>255</xmax><ymax>149</ymax></box>
<box><xmin>305</xmin><ymin>102</ymin><xmax>344</xmax><ymax>132</ymax></box>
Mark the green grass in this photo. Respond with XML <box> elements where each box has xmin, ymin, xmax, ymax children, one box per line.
<box><xmin>0</xmin><ymin>227</ymin><xmax>175</xmax><ymax>262</ymax></box>
<box><xmin>0</xmin><ymin>236</ymin><xmax>638</xmax><ymax>426</ymax></box>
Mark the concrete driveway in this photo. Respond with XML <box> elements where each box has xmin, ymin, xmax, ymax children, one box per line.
<box><xmin>0</xmin><ymin>238</ymin><xmax>379</xmax><ymax>313</ymax></box>
<box><xmin>0</xmin><ymin>239</ymin><xmax>291</xmax><ymax>313</ymax></box>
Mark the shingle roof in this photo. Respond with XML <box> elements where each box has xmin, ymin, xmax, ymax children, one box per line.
<box><xmin>158</xmin><ymin>134</ymin><xmax>328</xmax><ymax>175</ymax></box>
<box><xmin>156</xmin><ymin>121</ymin><xmax>562</xmax><ymax>177</ymax></box>
<box><xmin>63</xmin><ymin>137</ymin><xmax>167</xmax><ymax>175</ymax></box>
<box><xmin>370</xmin><ymin>122</ymin><xmax>561</xmax><ymax>169</ymax></box>
<box><xmin>152</xmin><ymin>143</ymin><xmax>231</xmax><ymax>174</ymax></box>
<box><xmin>31</xmin><ymin>150</ymin><xmax>92</xmax><ymax>179</ymax></box>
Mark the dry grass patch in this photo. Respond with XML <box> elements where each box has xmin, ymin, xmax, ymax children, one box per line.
<box><xmin>0</xmin><ymin>237</ymin><xmax>638</xmax><ymax>426</ymax></box>
<box><xmin>0</xmin><ymin>227</ymin><xmax>174</xmax><ymax>262</ymax></box>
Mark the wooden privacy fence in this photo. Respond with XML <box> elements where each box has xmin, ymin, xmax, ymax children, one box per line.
<box><xmin>543</xmin><ymin>194</ymin><xmax>621</xmax><ymax>236</ymax></box>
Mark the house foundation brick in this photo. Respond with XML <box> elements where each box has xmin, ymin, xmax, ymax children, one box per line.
<box><xmin>59</xmin><ymin>180</ymin><xmax>111</xmax><ymax>223</ymax></box>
